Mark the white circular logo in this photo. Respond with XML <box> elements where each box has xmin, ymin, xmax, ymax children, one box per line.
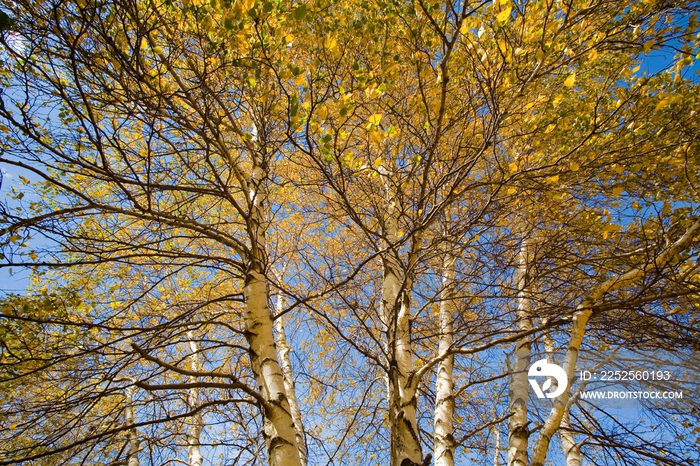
<box><xmin>528</xmin><ymin>359</ymin><xmax>568</xmax><ymax>399</ymax></box>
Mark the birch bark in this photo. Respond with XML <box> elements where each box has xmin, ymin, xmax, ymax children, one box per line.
<box><xmin>543</xmin><ymin>330</ymin><xmax>580</xmax><ymax>466</ymax></box>
<box><xmin>243</xmin><ymin>159</ymin><xmax>302</xmax><ymax>466</ymax></box>
<box><xmin>493</xmin><ymin>427</ymin><xmax>501</xmax><ymax>466</ymax></box>
<box><xmin>274</xmin><ymin>291</ymin><xmax>308</xmax><ymax>466</ymax></box>
<box><xmin>434</xmin><ymin>254</ymin><xmax>457</xmax><ymax>466</ymax></box>
<box><xmin>560</xmin><ymin>411</ymin><xmax>581</xmax><ymax>466</ymax></box>
<box><xmin>186</xmin><ymin>333</ymin><xmax>204</xmax><ymax>466</ymax></box>
<box><xmin>507</xmin><ymin>239</ymin><xmax>532</xmax><ymax>466</ymax></box>
<box><xmin>379</xmin><ymin>168</ymin><xmax>423</xmax><ymax>466</ymax></box>
<box><xmin>124</xmin><ymin>385</ymin><xmax>139</xmax><ymax>466</ymax></box>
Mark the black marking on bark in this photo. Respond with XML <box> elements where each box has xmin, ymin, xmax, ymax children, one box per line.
<box><xmin>508</xmin><ymin>422</ymin><xmax>530</xmax><ymax>440</ymax></box>
<box><xmin>269</xmin><ymin>435</ymin><xmax>295</xmax><ymax>452</ymax></box>
<box><xmin>435</xmin><ymin>394</ymin><xmax>455</xmax><ymax>406</ymax></box>
<box><xmin>402</xmin><ymin>416</ymin><xmax>421</xmax><ymax>444</ymax></box>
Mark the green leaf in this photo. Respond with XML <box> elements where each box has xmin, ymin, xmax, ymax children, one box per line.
<box><xmin>294</xmin><ymin>4</ymin><xmax>307</xmax><ymax>20</ymax></box>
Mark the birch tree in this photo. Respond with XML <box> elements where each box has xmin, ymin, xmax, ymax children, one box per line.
<box><xmin>2</xmin><ymin>0</ymin><xmax>700</xmax><ymax>465</ymax></box>
<box><xmin>1</xmin><ymin>0</ymin><xmax>303</xmax><ymax>463</ymax></box>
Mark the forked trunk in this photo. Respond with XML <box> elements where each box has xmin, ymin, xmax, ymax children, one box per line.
<box><xmin>378</xmin><ymin>168</ymin><xmax>423</xmax><ymax>466</ymax></box>
<box><xmin>244</xmin><ymin>271</ymin><xmax>302</xmax><ymax>466</ymax></box>
<box><xmin>244</xmin><ymin>159</ymin><xmax>302</xmax><ymax>466</ymax></box>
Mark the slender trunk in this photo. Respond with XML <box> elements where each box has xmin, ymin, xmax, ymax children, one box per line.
<box><xmin>507</xmin><ymin>239</ymin><xmax>532</xmax><ymax>466</ymax></box>
<box><xmin>244</xmin><ymin>160</ymin><xmax>302</xmax><ymax>466</ymax></box>
<box><xmin>274</xmin><ymin>292</ymin><xmax>308</xmax><ymax>466</ymax></box>
<box><xmin>244</xmin><ymin>269</ymin><xmax>301</xmax><ymax>466</ymax></box>
<box><xmin>543</xmin><ymin>330</ymin><xmax>580</xmax><ymax>466</ymax></box>
<box><xmin>379</xmin><ymin>168</ymin><xmax>423</xmax><ymax>466</ymax></box>
<box><xmin>434</xmin><ymin>254</ymin><xmax>457</xmax><ymax>466</ymax></box>
<box><xmin>560</xmin><ymin>411</ymin><xmax>581</xmax><ymax>466</ymax></box>
<box><xmin>186</xmin><ymin>332</ymin><xmax>204</xmax><ymax>466</ymax></box>
<box><xmin>493</xmin><ymin>426</ymin><xmax>501</xmax><ymax>466</ymax></box>
<box><xmin>529</xmin><ymin>307</ymin><xmax>591</xmax><ymax>466</ymax></box>
<box><xmin>124</xmin><ymin>385</ymin><xmax>139</xmax><ymax>466</ymax></box>
<box><xmin>384</xmin><ymin>259</ymin><xmax>422</xmax><ymax>466</ymax></box>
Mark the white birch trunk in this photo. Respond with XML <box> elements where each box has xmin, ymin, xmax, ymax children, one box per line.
<box><xmin>529</xmin><ymin>306</ymin><xmax>591</xmax><ymax>466</ymax></box>
<box><xmin>434</xmin><ymin>254</ymin><xmax>457</xmax><ymax>466</ymax></box>
<box><xmin>186</xmin><ymin>332</ymin><xmax>204</xmax><ymax>466</ymax></box>
<box><xmin>384</xmin><ymin>259</ymin><xmax>423</xmax><ymax>466</ymax></box>
<box><xmin>378</xmin><ymin>167</ymin><xmax>423</xmax><ymax>466</ymax></box>
<box><xmin>243</xmin><ymin>160</ymin><xmax>302</xmax><ymax>466</ymax></box>
<box><xmin>543</xmin><ymin>330</ymin><xmax>580</xmax><ymax>466</ymax></box>
<box><xmin>507</xmin><ymin>239</ymin><xmax>532</xmax><ymax>466</ymax></box>
<box><xmin>560</xmin><ymin>410</ymin><xmax>581</xmax><ymax>466</ymax></box>
<box><xmin>274</xmin><ymin>292</ymin><xmax>308</xmax><ymax>466</ymax></box>
<box><xmin>493</xmin><ymin>426</ymin><xmax>501</xmax><ymax>466</ymax></box>
<box><xmin>530</xmin><ymin>219</ymin><xmax>700</xmax><ymax>466</ymax></box>
<box><xmin>124</xmin><ymin>385</ymin><xmax>139</xmax><ymax>466</ymax></box>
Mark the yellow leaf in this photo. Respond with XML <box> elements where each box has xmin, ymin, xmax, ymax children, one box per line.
<box><xmin>325</xmin><ymin>37</ymin><xmax>338</xmax><ymax>51</ymax></box>
<box><xmin>509</xmin><ymin>162</ymin><xmax>518</xmax><ymax>173</ymax></box>
<box><xmin>369</xmin><ymin>114</ymin><xmax>383</xmax><ymax>126</ymax></box>
<box><xmin>397</xmin><ymin>230</ymin><xmax>404</xmax><ymax>237</ymax></box>
<box><xmin>497</xmin><ymin>6</ymin><xmax>512</xmax><ymax>24</ymax></box>
<box><xmin>602</xmin><ymin>224</ymin><xmax>619</xmax><ymax>239</ymax></box>
<box><xmin>316</xmin><ymin>104</ymin><xmax>328</xmax><ymax>121</ymax></box>
<box><xmin>612</xmin><ymin>186</ymin><xmax>624</xmax><ymax>197</ymax></box>
<box><xmin>545</xmin><ymin>174</ymin><xmax>559</xmax><ymax>184</ymax></box>
<box><xmin>460</xmin><ymin>20</ymin><xmax>468</xmax><ymax>35</ymax></box>
<box><xmin>498</xmin><ymin>39</ymin><xmax>507</xmax><ymax>54</ymax></box>
<box><xmin>374</xmin><ymin>157</ymin><xmax>382</xmax><ymax>166</ymax></box>
<box><xmin>588</xmin><ymin>49</ymin><xmax>598</xmax><ymax>61</ymax></box>
<box><xmin>570</xmin><ymin>161</ymin><xmax>580</xmax><ymax>171</ymax></box>
<box><xmin>28</xmin><ymin>252</ymin><xmax>38</xmax><ymax>261</ymax></box>
<box><xmin>643</xmin><ymin>39</ymin><xmax>654</xmax><ymax>54</ymax></box>
<box><xmin>536</xmin><ymin>49</ymin><xmax>545</xmax><ymax>61</ymax></box>
<box><xmin>564</xmin><ymin>72</ymin><xmax>576</xmax><ymax>88</ymax></box>
<box><xmin>655</xmin><ymin>99</ymin><xmax>669</xmax><ymax>110</ymax></box>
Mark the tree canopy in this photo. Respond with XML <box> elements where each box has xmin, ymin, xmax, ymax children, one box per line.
<box><xmin>1</xmin><ymin>0</ymin><xmax>699</xmax><ymax>465</ymax></box>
